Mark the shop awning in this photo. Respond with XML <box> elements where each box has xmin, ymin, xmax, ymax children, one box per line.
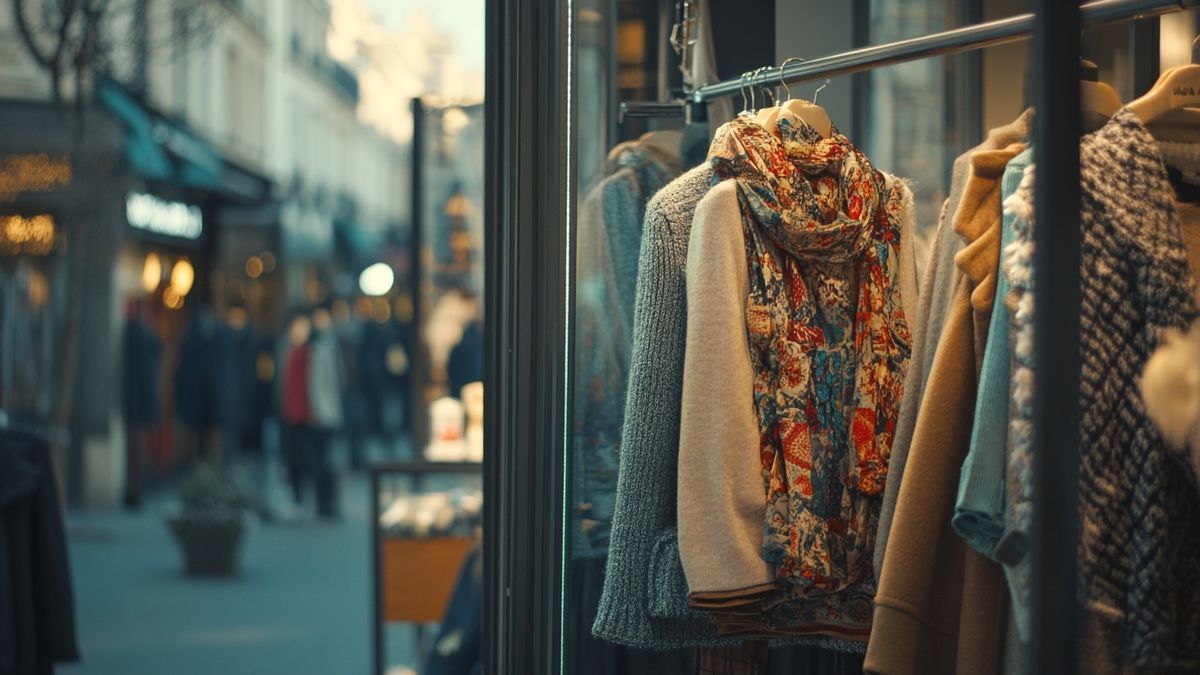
<box><xmin>98</xmin><ymin>78</ymin><xmax>221</xmax><ymax>188</ymax></box>
<box><xmin>97</xmin><ymin>78</ymin><xmax>271</xmax><ymax>203</ymax></box>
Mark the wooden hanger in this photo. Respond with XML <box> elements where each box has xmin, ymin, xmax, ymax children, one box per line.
<box><xmin>755</xmin><ymin>58</ymin><xmax>832</xmax><ymax>138</ymax></box>
<box><xmin>1128</xmin><ymin>60</ymin><xmax>1200</xmax><ymax>142</ymax></box>
<box><xmin>1127</xmin><ymin>64</ymin><xmax>1200</xmax><ymax>126</ymax></box>
<box><xmin>1143</xmin><ymin>37</ymin><xmax>1200</xmax><ymax>141</ymax></box>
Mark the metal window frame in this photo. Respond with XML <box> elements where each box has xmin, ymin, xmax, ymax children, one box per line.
<box><xmin>483</xmin><ymin>0</ymin><xmax>571</xmax><ymax>673</ymax></box>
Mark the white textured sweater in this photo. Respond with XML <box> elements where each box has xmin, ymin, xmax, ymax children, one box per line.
<box><xmin>678</xmin><ymin>176</ymin><xmax>919</xmax><ymax>596</ymax></box>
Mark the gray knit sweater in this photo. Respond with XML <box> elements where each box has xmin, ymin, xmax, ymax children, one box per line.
<box><xmin>592</xmin><ymin>164</ymin><xmax>864</xmax><ymax>654</ymax></box>
<box><xmin>572</xmin><ymin>139</ymin><xmax>679</xmax><ymax>560</ymax></box>
<box><xmin>592</xmin><ymin>164</ymin><xmax>718</xmax><ymax>649</ymax></box>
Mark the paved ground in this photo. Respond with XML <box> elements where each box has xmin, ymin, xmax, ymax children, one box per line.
<box><xmin>58</xmin><ymin>469</ymin><xmax>423</xmax><ymax>675</ymax></box>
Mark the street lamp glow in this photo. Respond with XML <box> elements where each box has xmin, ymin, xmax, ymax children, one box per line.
<box><xmin>359</xmin><ymin>263</ymin><xmax>394</xmax><ymax>297</ymax></box>
<box><xmin>170</xmin><ymin>259</ymin><xmax>195</xmax><ymax>296</ymax></box>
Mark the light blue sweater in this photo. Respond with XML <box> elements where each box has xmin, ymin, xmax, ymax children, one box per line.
<box><xmin>951</xmin><ymin>147</ymin><xmax>1031</xmax><ymax>556</ymax></box>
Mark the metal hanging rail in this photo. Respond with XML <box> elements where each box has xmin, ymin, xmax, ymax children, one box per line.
<box><xmin>687</xmin><ymin>0</ymin><xmax>1198</xmax><ymax>103</ymax></box>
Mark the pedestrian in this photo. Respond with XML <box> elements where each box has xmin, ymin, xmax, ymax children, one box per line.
<box><xmin>176</xmin><ymin>306</ymin><xmax>224</xmax><ymax>465</ymax></box>
<box><xmin>280</xmin><ymin>310</ymin><xmax>314</xmax><ymax>511</ymax></box>
<box><xmin>120</xmin><ymin>298</ymin><xmax>160</xmax><ymax>510</ymax></box>
<box><xmin>308</xmin><ymin>303</ymin><xmax>343</xmax><ymax>519</ymax></box>
<box><xmin>334</xmin><ymin>298</ymin><xmax>367</xmax><ymax>471</ymax></box>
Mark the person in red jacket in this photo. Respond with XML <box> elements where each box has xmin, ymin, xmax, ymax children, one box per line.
<box><xmin>281</xmin><ymin>311</ymin><xmax>314</xmax><ymax>507</ymax></box>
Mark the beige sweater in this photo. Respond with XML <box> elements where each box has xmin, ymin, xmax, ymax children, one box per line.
<box><xmin>677</xmin><ymin>175</ymin><xmax>919</xmax><ymax>596</ymax></box>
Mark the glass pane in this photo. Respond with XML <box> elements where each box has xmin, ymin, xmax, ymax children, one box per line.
<box><xmin>0</xmin><ymin>1</ymin><xmax>483</xmax><ymax>673</ymax></box>
<box><xmin>565</xmin><ymin>0</ymin><xmax>695</xmax><ymax>671</ymax></box>
<box><xmin>560</xmin><ymin>0</ymin><xmax>1153</xmax><ymax>671</ymax></box>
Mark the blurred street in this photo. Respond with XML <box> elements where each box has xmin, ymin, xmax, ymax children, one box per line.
<box><xmin>58</xmin><ymin>472</ymin><xmax>406</xmax><ymax>675</ymax></box>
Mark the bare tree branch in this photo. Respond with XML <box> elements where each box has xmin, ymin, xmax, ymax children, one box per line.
<box><xmin>12</xmin><ymin>0</ymin><xmax>56</xmax><ymax>68</ymax></box>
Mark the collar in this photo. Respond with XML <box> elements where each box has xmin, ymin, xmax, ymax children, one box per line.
<box><xmin>953</xmin><ymin>142</ymin><xmax>1026</xmax><ymax>310</ymax></box>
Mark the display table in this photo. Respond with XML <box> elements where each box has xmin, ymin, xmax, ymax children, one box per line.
<box><xmin>371</xmin><ymin>460</ymin><xmax>482</xmax><ymax>675</ymax></box>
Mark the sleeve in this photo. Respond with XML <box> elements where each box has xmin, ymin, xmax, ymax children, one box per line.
<box><xmin>676</xmin><ymin>181</ymin><xmax>776</xmax><ymax>595</ymax></box>
<box><xmin>952</xmin><ymin>215</ymin><xmax>1014</xmax><ymax>557</ymax></box>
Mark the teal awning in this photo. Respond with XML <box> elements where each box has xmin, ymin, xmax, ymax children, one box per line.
<box><xmin>97</xmin><ymin>78</ymin><xmax>223</xmax><ymax>191</ymax></box>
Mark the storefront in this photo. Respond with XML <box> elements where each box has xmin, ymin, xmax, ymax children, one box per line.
<box><xmin>0</xmin><ymin>152</ymin><xmax>74</xmax><ymax>427</ymax></box>
<box><xmin>0</xmin><ymin>100</ymin><xmax>130</xmax><ymax>506</ymax></box>
<box><xmin>475</xmin><ymin>2</ymin><xmax>1200</xmax><ymax>675</ymax></box>
<box><xmin>0</xmin><ymin>78</ymin><xmax>284</xmax><ymax>506</ymax></box>
<box><xmin>114</xmin><ymin>189</ymin><xmax>209</xmax><ymax>486</ymax></box>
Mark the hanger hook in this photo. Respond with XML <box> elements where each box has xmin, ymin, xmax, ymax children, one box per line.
<box><xmin>813</xmin><ymin>78</ymin><xmax>831</xmax><ymax>105</ymax></box>
<box><xmin>778</xmin><ymin>57</ymin><xmax>805</xmax><ymax>101</ymax></box>
<box><xmin>739</xmin><ymin>72</ymin><xmax>751</xmax><ymax>114</ymax></box>
<box><xmin>754</xmin><ymin>66</ymin><xmax>775</xmax><ymax>107</ymax></box>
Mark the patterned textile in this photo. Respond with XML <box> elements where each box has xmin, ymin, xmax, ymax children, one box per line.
<box><xmin>995</xmin><ymin>158</ymin><xmax>1035</xmax><ymax>640</ymax></box>
<box><xmin>707</xmin><ymin>116</ymin><xmax>911</xmax><ymax>592</ymax></box>
<box><xmin>1000</xmin><ymin>109</ymin><xmax>1200</xmax><ymax>667</ymax></box>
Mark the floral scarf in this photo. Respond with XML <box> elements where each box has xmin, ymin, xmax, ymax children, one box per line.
<box><xmin>709</xmin><ymin>115</ymin><xmax>910</xmax><ymax>592</ymax></box>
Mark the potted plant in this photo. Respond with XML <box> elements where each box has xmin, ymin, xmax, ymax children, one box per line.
<box><xmin>165</xmin><ymin>462</ymin><xmax>255</xmax><ymax>576</ymax></box>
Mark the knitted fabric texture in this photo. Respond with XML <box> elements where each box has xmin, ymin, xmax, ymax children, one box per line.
<box><xmin>996</xmin><ymin>157</ymin><xmax>1036</xmax><ymax>639</ymax></box>
<box><xmin>1141</xmin><ymin>321</ymin><xmax>1200</xmax><ymax>479</ymax></box>
<box><xmin>592</xmin><ymin>164</ymin><xmax>868</xmax><ymax>656</ymax></box>
<box><xmin>1001</xmin><ymin>109</ymin><xmax>1200</xmax><ymax>666</ymax></box>
<box><xmin>572</xmin><ymin>139</ymin><xmax>679</xmax><ymax>559</ymax></box>
<box><xmin>951</xmin><ymin>146</ymin><xmax>1029</xmax><ymax>558</ymax></box>
<box><xmin>592</xmin><ymin>165</ymin><xmax>718</xmax><ymax>648</ymax></box>
<box><xmin>708</xmin><ymin>116</ymin><xmax>910</xmax><ymax>592</ymax></box>
<box><xmin>1159</xmin><ymin>140</ymin><xmax>1200</xmax><ymax>185</ymax></box>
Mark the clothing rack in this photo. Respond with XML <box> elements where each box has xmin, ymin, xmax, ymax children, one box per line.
<box><xmin>620</xmin><ymin>0</ymin><xmax>1197</xmax><ymax>121</ymax></box>
<box><xmin>688</xmin><ymin>0</ymin><xmax>1196</xmax><ymax>101</ymax></box>
<box><xmin>618</xmin><ymin>1</ymin><xmax>1196</xmax><ymax>674</ymax></box>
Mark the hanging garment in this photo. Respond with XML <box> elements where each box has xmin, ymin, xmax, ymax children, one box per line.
<box><xmin>0</xmin><ymin>431</ymin><xmax>80</xmax><ymax>674</ymax></box>
<box><xmin>676</xmin><ymin>113</ymin><xmax>917</xmax><ymax>644</ymax></box>
<box><xmin>696</xmin><ymin>642</ymin><xmax>769</xmax><ymax>675</ymax></box>
<box><xmin>1141</xmin><ymin>187</ymin><xmax>1200</xmax><ymax>474</ymax></box>
<box><xmin>218</xmin><ymin>322</ymin><xmax>256</xmax><ymax>457</ymax></box>
<box><xmin>119</xmin><ymin>315</ymin><xmax>161</xmax><ymax>427</ymax></box>
<box><xmin>866</xmin><ymin>143</ymin><xmax>1024</xmax><ymax>675</ymax></box>
<box><xmin>592</xmin><ymin>163</ymin><xmax>866</xmax><ymax>656</ymax></box>
<box><xmin>675</xmin><ymin>178</ymin><xmax>874</xmax><ymax>646</ymax></box>
<box><xmin>573</xmin><ymin>134</ymin><xmax>681</xmax><ymax>560</ymax></box>
<box><xmin>569</xmin><ymin>558</ymin><xmax>693</xmax><ymax>674</ymax></box>
<box><xmin>875</xmin><ymin>110</ymin><xmax>1034</xmax><ymax>577</ymax></box>
<box><xmin>592</xmin><ymin>163</ymin><xmax>723</xmax><ymax>649</ymax></box>
<box><xmin>175</xmin><ymin>311</ymin><xmax>224</xmax><ymax>430</ymax></box>
<box><xmin>951</xmin><ymin>146</ymin><xmax>1031</xmax><ymax>557</ymax></box>
<box><xmin>684</xmin><ymin>2</ymin><xmax>735</xmax><ymax>136</ymax></box>
<box><xmin>999</xmin><ymin>109</ymin><xmax>1200</xmax><ymax>670</ymax></box>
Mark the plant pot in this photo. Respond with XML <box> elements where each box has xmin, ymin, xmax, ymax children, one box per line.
<box><xmin>166</xmin><ymin>510</ymin><xmax>246</xmax><ymax>577</ymax></box>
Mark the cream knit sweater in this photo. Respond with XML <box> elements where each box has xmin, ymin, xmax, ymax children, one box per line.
<box><xmin>677</xmin><ymin>175</ymin><xmax>919</xmax><ymax>597</ymax></box>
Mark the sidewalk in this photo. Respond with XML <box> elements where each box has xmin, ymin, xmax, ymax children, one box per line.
<box><xmin>57</xmin><ymin>471</ymin><xmax>405</xmax><ymax>675</ymax></box>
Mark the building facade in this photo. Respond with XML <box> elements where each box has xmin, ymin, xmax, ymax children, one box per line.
<box><xmin>0</xmin><ymin>0</ymin><xmax>409</xmax><ymax>505</ymax></box>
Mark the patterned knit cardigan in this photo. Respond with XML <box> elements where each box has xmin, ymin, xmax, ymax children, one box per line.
<box><xmin>1004</xmin><ymin>109</ymin><xmax>1200</xmax><ymax>668</ymax></box>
